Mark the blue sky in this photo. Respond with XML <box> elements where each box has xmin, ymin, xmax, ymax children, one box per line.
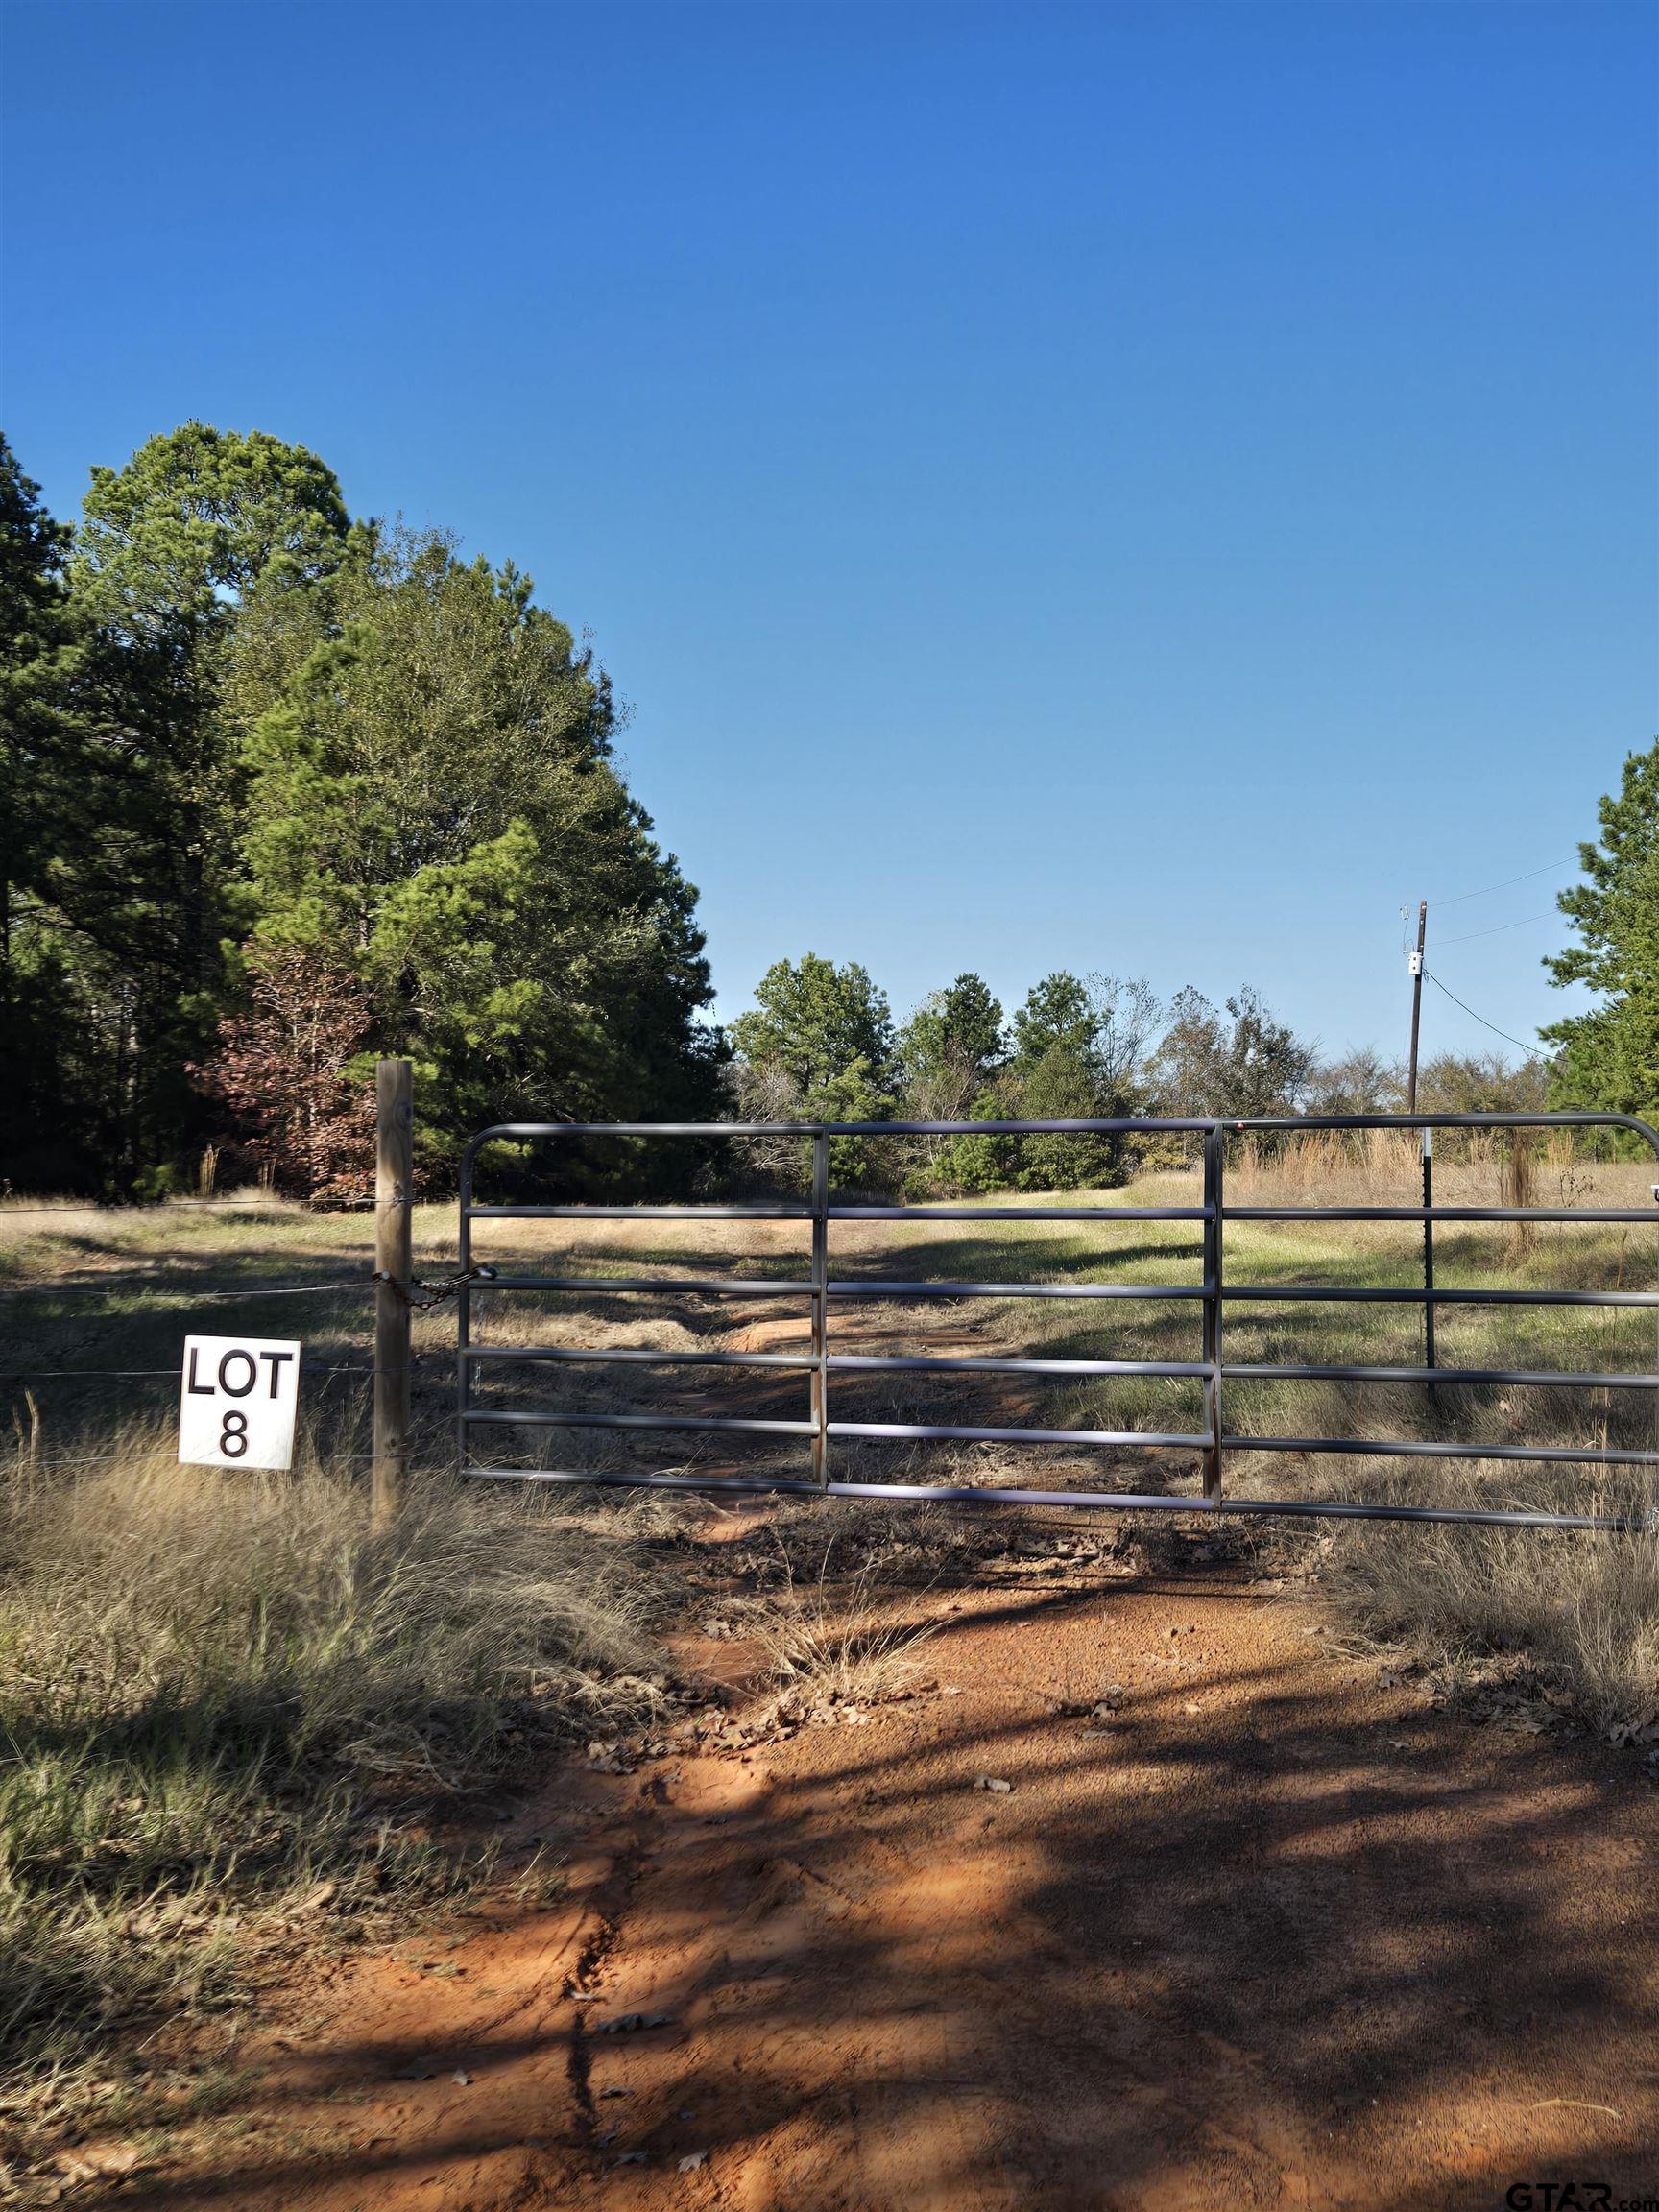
<box><xmin>6</xmin><ymin>0</ymin><xmax>1654</xmax><ymax>1063</ymax></box>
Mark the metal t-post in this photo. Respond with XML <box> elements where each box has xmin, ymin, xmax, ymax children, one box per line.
<box><xmin>1422</xmin><ymin>1126</ymin><xmax>1437</xmax><ymax>1399</ymax></box>
<box><xmin>1406</xmin><ymin>901</ymin><xmax>1436</xmax><ymax>1391</ymax></box>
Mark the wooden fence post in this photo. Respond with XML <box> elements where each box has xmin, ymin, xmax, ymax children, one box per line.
<box><xmin>373</xmin><ymin>1058</ymin><xmax>414</xmax><ymax>1532</ymax></box>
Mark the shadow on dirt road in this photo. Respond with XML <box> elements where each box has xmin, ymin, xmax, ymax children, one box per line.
<box><xmin>125</xmin><ymin>1559</ymin><xmax>1659</xmax><ymax>2212</ymax></box>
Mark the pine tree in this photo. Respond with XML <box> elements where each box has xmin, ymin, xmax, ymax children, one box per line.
<box><xmin>1542</xmin><ymin>740</ymin><xmax>1659</xmax><ymax>1120</ymax></box>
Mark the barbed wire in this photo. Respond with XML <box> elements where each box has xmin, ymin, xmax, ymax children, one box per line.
<box><xmin>0</xmin><ymin>1275</ymin><xmax>375</xmax><ymax>1304</ymax></box>
<box><xmin>0</xmin><ymin>1361</ymin><xmax>379</xmax><ymax>1382</ymax></box>
<box><xmin>4</xmin><ymin>1450</ymin><xmax>384</xmax><ymax>1475</ymax></box>
<box><xmin>0</xmin><ymin>1197</ymin><xmax>389</xmax><ymax>1215</ymax></box>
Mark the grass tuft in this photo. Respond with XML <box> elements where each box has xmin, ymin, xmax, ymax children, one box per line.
<box><xmin>746</xmin><ymin>1551</ymin><xmax>941</xmax><ymax>1719</ymax></box>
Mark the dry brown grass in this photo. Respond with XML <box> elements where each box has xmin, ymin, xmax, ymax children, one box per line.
<box><xmin>0</xmin><ymin>1423</ymin><xmax>667</xmax><ymax>2153</ymax></box>
<box><xmin>1313</xmin><ymin>1459</ymin><xmax>1659</xmax><ymax>1741</ymax></box>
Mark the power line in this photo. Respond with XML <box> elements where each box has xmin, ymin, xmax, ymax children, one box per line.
<box><xmin>1422</xmin><ymin>969</ymin><xmax>1544</xmax><ymax>1056</ymax></box>
<box><xmin>1436</xmin><ymin>908</ymin><xmax>1559</xmax><ymax>948</ymax></box>
<box><xmin>1429</xmin><ymin>857</ymin><xmax>1577</xmax><ymax>908</ymax></box>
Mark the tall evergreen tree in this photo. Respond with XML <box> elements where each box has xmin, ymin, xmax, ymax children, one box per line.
<box><xmin>896</xmin><ymin>973</ymin><xmax>1005</xmax><ymax>1119</ymax></box>
<box><xmin>232</xmin><ymin>526</ymin><xmax>721</xmax><ymax>1153</ymax></box>
<box><xmin>33</xmin><ymin>426</ymin><xmax>352</xmax><ymax>1187</ymax></box>
<box><xmin>0</xmin><ymin>438</ymin><xmax>100</xmax><ymax>1185</ymax></box>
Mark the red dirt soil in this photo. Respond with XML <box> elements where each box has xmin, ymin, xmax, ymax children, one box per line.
<box><xmin>126</xmin><ymin>1539</ymin><xmax>1659</xmax><ymax>2212</ymax></box>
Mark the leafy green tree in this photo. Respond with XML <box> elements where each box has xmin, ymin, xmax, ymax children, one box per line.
<box><xmin>1542</xmin><ymin>741</ymin><xmax>1659</xmax><ymax>1120</ymax></box>
<box><xmin>237</xmin><ymin>527</ymin><xmax>719</xmax><ymax>1153</ymax></box>
<box><xmin>729</xmin><ymin>955</ymin><xmax>894</xmax><ymax>1098</ymax></box>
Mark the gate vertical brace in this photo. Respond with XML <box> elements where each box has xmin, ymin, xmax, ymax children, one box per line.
<box><xmin>811</xmin><ymin>1128</ymin><xmax>830</xmax><ymax>1485</ymax></box>
<box><xmin>455</xmin><ymin>1133</ymin><xmax>474</xmax><ymax>1482</ymax></box>
<box><xmin>373</xmin><ymin>1058</ymin><xmax>414</xmax><ymax>1533</ymax></box>
<box><xmin>1202</xmin><ymin>1124</ymin><xmax>1224</xmax><ymax>1503</ymax></box>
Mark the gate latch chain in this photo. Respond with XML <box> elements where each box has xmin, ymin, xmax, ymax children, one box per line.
<box><xmin>373</xmin><ymin>1263</ymin><xmax>497</xmax><ymax>1310</ymax></box>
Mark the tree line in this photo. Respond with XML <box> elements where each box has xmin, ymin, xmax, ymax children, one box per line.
<box><xmin>3</xmin><ymin>421</ymin><xmax>1653</xmax><ymax>1200</ymax></box>
<box><xmin>726</xmin><ymin>956</ymin><xmax>1556</xmax><ymax>1192</ymax></box>
<box><xmin>1</xmin><ymin>426</ymin><xmax>721</xmax><ymax>1196</ymax></box>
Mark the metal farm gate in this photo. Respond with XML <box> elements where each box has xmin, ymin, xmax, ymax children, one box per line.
<box><xmin>454</xmin><ymin>1114</ymin><xmax>1659</xmax><ymax>1532</ymax></box>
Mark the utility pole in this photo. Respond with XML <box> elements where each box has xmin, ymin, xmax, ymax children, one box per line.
<box><xmin>1405</xmin><ymin>902</ymin><xmax>1436</xmax><ymax>1388</ymax></box>
<box><xmin>1406</xmin><ymin>901</ymin><xmax>1426</xmax><ymax>1113</ymax></box>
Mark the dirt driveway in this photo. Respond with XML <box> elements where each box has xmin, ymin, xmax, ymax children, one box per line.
<box><xmin>130</xmin><ymin>1537</ymin><xmax>1659</xmax><ymax>2212</ymax></box>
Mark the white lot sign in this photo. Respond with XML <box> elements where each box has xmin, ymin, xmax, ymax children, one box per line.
<box><xmin>179</xmin><ymin>1335</ymin><xmax>301</xmax><ymax>1470</ymax></box>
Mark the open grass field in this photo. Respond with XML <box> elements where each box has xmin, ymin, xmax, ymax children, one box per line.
<box><xmin>2</xmin><ymin>1141</ymin><xmax>1657</xmax><ymax>2203</ymax></box>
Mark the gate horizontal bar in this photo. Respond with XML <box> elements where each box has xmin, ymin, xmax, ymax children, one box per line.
<box><xmin>1230</xmin><ymin>1112</ymin><xmax>1659</xmax><ymax>1137</ymax></box>
<box><xmin>1209</xmin><ymin>1495</ymin><xmax>1645</xmax><ymax>1529</ymax></box>
<box><xmin>829</xmin><ymin>1204</ymin><xmax>1210</xmax><ymax>1222</ymax></box>
<box><xmin>465</xmin><ymin>1204</ymin><xmax>1652</xmax><ymax>1230</ymax></box>
<box><xmin>829</xmin><ymin>1353</ymin><xmax>1211</xmax><ymax>1377</ymax></box>
<box><xmin>463</xmin><ymin>1344</ymin><xmax>818</xmax><ymax>1370</ymax></box>
<box><xmin>828</xmin><ymin>1420</ymin><xmax>1210</xmax><ymax>1448</ymax></box>
<box><xmin>458</xmin><ymin>1465</ymin><xmax>1645</xmax><ymax>1530</ymax></box>
<box><xmin>467</xmin><ymin>1345</ymin><xmax>1208</xmax><ymax>1376</ymax></box>
<box><xmin>827</xmin><ymin>1279</ymin><xmax>1210</xmax><ymax>1300</ymax></box>
<box><xmin>475</xmin><ymin>1274</ymin><xmax>817</xmax><ymax>1296</ymax></box>
<box><xmin>465</xmin><ymin>1204</ymin><xmax>814</xmax><ymax>1220</ymax></box>
<box><xmin>1226</xmin><ymin>1433</ymin><xmax>1659</xmax><ymax>1465</ymax></box>
<box><xmin>462</xmin><ymin>1466</ymin><xmax>1216</xmax><ymax>1508</ymax></box>
<box><xmin>467</xmin><ymin>1118</ymin><xmax>1219</xmax><ymax>1140</ymax></box>
<box><xmin>465</xmin><ymin>1110</ymin><xmax>1659</xmax><ymax>1143</ymax></box>
<box><xmin>1227</xmin><ymin>1362</ymin><xmax>1659</xmax><ymax>1388</ymax></box>
<box><xmin>462</xmin><ymin>1407</ymin><xmax>815</xmax><ymax>1436</ymax></box>
<box><xmin>460</xmin><ymin>1400</ymin><xmax>1654</xmax><ymax>1462</ymax></box>
<box><xmin>1229</xmin><ymin>1206</ymin><xmax>1659</xmax><ymax>1224</ymax></box>
<box><xmin>1221</xmin><ymin>1285</ymin><xmax>1659</xmax><ymax>1306</ymax></box>
<box><xmin>475</xmin><ymin>1274</ymin><xmax>1659</xmax><ymax>1307</ymax></box>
